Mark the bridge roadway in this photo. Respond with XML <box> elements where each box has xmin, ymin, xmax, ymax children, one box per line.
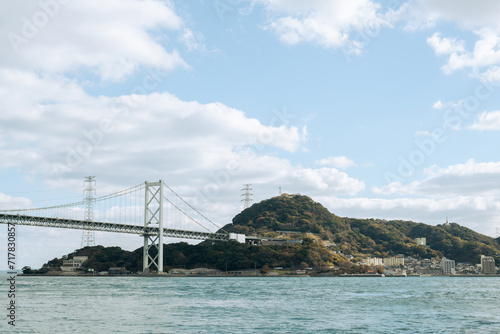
<box><xmin>0</xmin><ymin>213</ymin><xmax>231</xmax><ymax>241</ymax></box>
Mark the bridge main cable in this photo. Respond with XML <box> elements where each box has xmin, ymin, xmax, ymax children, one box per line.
<box><xmin>0</xmin><ymin>183</ymin><xmax>145</xmax><ymax>214</ymax></box>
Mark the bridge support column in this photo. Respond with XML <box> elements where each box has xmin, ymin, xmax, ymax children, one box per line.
<box><xmin>143</xmin><ymin>180</ymin><xmax>164</xmax><ymax>273</ymax></box>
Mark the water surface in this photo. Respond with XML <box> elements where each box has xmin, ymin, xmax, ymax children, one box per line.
<box><xmin>3</xmin><ymin>276</ymin><xmax>500</xmax><ymax>333</ymax></box>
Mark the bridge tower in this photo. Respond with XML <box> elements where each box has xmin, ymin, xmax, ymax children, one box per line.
<box><xmin>81</xmin><ymin>176</ymin><xmax>96</xmax><ymax>247</ymax></box>
<box><xmin>143</xmin><ymin>180</ymin><xmax>164</xmax><ymax>273</ymax></box>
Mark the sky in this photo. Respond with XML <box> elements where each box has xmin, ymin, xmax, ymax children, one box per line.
<box><xmin>1</xmin><ymin>0</ymin><xmax>500</xmax><ymax>269</ymax></box>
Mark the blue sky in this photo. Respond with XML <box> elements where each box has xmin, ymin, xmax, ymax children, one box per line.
<box><xmin>1</xmin><ymin>0</ymin><xmax>500</xmax><ymax>268</ymax></box>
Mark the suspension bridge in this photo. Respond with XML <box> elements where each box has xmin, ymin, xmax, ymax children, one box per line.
<box><xmin>0</xmin><ymin>180</ymin><xmax>245</xmax><ymax>273</ymax></box>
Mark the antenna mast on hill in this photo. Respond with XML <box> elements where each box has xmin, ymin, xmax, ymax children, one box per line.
<box><xmin>81</xmin><ymin>176</ymin><xmax>96</xmax><ymax>248</ymax></box>
<box><xmin>241</xmin><ymin>184</ymin><xmax>253</xmax><ymax>209</ymax></box>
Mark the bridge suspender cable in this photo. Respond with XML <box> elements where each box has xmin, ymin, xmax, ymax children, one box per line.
<box><xmin>162</xmin><ymin>196</ymin><xmax>212</xmax><ymax>233</ymax></box>
<box><xmin>162</xmin><ymin>182</ymin><xmax>226</xmax><ymax>233</ymax></box>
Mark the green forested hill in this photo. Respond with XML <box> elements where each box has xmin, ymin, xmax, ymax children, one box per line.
<box><xmin>230</xmin><ymin>194</ymin><xmax>348</xmax><ymax>236</ymax></box>
<box><xmin>225</xmin><ymin>194</ymin><xmax>500</xmax><ymax>264</ymax></box>
<box><xmin>36</xmin><ymin>194</ymin><xmax>499</xmax><ymax>274</ymax></box>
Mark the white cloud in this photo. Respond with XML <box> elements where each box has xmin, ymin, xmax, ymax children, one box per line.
<box><xmin>470</xmin><ymin>111</ymin><xmax>500</xmax><ymax>130</ymax></box>
<box><xmin>374</xmin><ymin>159</ymin><xmax>500</xmax><ymax>196</ymax></box>
<box><xmin>255</xmin><ymin>0</ymin><xmax>392</xmax><ymax>53</ymax></box>
<box><xmin>427</xmin><ymin>33</ymin><xmax>465</xmax><ymax>57</ymax></box>
<box><xmin>324</xmin><ymin>196</ymin><xmax>494</xmax><ymax>213</ymax></box>
<box><xmin>315</xmin><ymin>156</ymin><xmax>356</xmax><ymax>170</ymax></box>
<box><xmin>425</xmin><ymin>159</ymin><xmax>500</xmax><ymax>177</ymax></box>
<box><xmin>0</xmin><ymin>0</ymin><xmax>187</xmax><ymax>81</ymax></box>
<box><xmin>401</xmin><ymin>0</ymin><xmax>500</xmax><ymax>30</ymax></box>
<box><xmin>291</xmin><ymin>167</ymin><xmax>365</xmax><ymax>195</ymax></box>
<box><xmin>372</xmin><ymin>182</ymin><xmax>411</xmax><ymax>196</ymax></box>
<box><xmin>0</xmin><ymin>193</ymin><xmax>31</xmax><ymax>210</ymax></box>
<box><xmin>432</xmin><ymin>100</ymin><xmax>444</xmax><ymax>110</ymax></box>
<box><xmin>431</xmin><ymin>99</ymin><xmax>463</xmax><ymax>110</ymax></box>
<box><xmin>253</xmin><ymin>0</ymin><xmax>500</xmax><ymax>81</ymax></box>
<box><xmin>179</xmin><ymin>28</ymin><xmax>208</xmax><ymax>53</ymax></box>
<box><xmin>450</xmin><ymin>30</ymin><xmax>500</xmax><ymax>76</ymax></box>
<box><xmin>318</xmin><ymin>195</ymin><xmax>500</xmax><ymax>236</ymax></box>
<box><xmin>426</xmin><ymin>30</ymin><xmax>500</xmax><ymax>76</ymax></box>
<box><xmin>402</xmin><ymin>1</ymin><xmax>500</xmax><ymax>80</ymax></box>
<box><xmin>480</xmin><ymin>66</ymin><xmax>500</xmax><ymax>82</ymax></box>
<box><xmin>0</xmin><ymin>71</ymin><xmax>303</xmax><ymax>171</ymax></box>
<box><xmin>0</xmin><ymin>69</ymin><xmax>363</xmax><ymax>207</ymax></box>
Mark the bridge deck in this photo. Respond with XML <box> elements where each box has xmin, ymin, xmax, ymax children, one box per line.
<box><xmin>0</xmin><ymin>213</ymin><xmax>229</xmax><ymax>241</ymax></box>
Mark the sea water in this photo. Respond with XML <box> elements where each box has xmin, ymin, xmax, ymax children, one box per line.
<box><xmin>2</xmin><ymin>276</ymin><xmax>500</xmax><ymax>333</ymax></box>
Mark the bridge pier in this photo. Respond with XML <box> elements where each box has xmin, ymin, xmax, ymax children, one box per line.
<box><xmin>143</xmin><ymin>180</ymin><xmax>164</xmax><ymax>273</ymax></box>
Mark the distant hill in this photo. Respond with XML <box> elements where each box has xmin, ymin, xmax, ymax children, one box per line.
<box><xmin>224</xmin><ymin>194</ymin><xmax>500</xmax><ymax>264</ymax></box>
<box><xmin>230</xmin><ymin>193</ymin><xmax>348</xmax><ymax>236</ymax></box>
<box><xmin>36</xmin><ymin>194</ymin><xmax>499</xmax><ymax>274</ymax></box>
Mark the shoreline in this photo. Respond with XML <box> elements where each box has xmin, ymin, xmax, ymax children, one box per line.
<box><xmin>17</xmin><ymin>273</ymin><xmax>500</xmax><ymax>278</ymax></box>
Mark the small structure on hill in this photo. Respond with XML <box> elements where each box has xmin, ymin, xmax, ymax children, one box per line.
<box><xmin>60</xmin><ymin>256</ymin><xmax>88</xmax><ymax>272</ymax></box>
<box><xmin>415</xmin><ymin>237</ymin><xmax>426</xmax><ymax>246</ymax></box>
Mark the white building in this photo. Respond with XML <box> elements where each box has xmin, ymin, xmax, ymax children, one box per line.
<box><xmin>365</xmin><ymin>257</ymin><xmax>384</xmax><ymax>266</ymax></box>
<box><xmin>441</xmin><ymin>257</ymin><xmax>455</xmax><ymax>275</ymax></box>
<box><xmin>60</xmin><ymin>256</ymin><xmax>88</xmax><ymax>272</ymax></box>
<box><xmin>415</xmin><ymin>238</ymin><xmax>426</xmax><ymax>246</ymax></box>
<box><xmin>383</xmin><ymin>257</ymin><xmax>404</xmax><ymax>266</ymax></box>
<box><xmin>481</xmin><ymin>255</ymin><xmax>496</xmax><ymax>274</ymax></box>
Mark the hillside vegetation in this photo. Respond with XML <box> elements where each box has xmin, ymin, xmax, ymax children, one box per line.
<box><xmin>226</xmin><ymin>194</ymin><xmax>500</xmax><ymax>264</ymax></box>
<box><xmin>36</xmin><ymin>194</ymin><xmax>499</xmax><ymax>273</ymax></box>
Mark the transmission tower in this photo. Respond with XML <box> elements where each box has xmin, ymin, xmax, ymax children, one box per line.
<box><xmin>81</xmin><ymin>176</ymin><xmax>96</xmax><ymax>248</ymax></box>
<box><xmin>241</xmin><ymin>184</ymin><xmax>253</xmax><ymax>209</ymax></box>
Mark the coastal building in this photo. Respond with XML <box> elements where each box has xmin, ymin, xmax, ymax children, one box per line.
<box><xmin>383</xmin><ymin>257</ymin><xmax>404</xmax><ymax>266</ymax></box>
<box><xmin>481</xmin><ymin>255</ymin><xmax>496</xmax><ymax>274</ymax></box>
<box><xmin>60</xmin><ymin>256</ymin><xmax>88</xmax><ymax>272</ymax></box>
<box><xmin>365</xmin><ymin>257</ymin><xmax>383</xmax><ymax>266</ymax></box>
<box><xmin>421</xmin><ymin>258</ymin><xmax>431</xmax><ymax>267</ymax></box>
<box><xmin>441</xmin><ymin>257</ymin><xmax>455</xmax><ymax>275</ymax></box>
